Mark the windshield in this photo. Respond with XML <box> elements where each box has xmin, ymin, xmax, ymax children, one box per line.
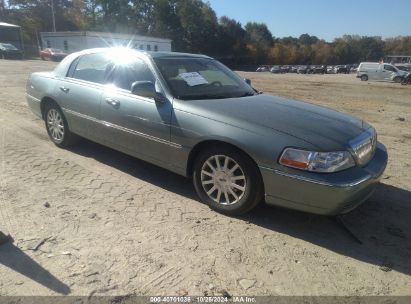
<box><xmin>154</xmin><ymin>57</ymin><xmax>255</xmax><ymax>100</ymax></box>
<box><xmin>0</xmin><ymin>43</ymin><xmax>18</xmax><ymax>50</ymax></box>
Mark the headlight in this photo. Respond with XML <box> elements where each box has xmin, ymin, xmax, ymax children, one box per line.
<box><xmin>279</xmin><ymin>148</ymin><xmax>355</xmax><ymax>173</ymax></box>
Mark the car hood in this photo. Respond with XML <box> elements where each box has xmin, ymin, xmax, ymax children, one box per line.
<box><xmin>180</xmin><ymin>94</ymin><xmax>367</xmax><ymax>150</ymax></box>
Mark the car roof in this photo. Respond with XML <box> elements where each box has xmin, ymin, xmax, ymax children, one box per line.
<box><xmin>146</xmin><ymin>51</ymin><xmax>211</xmax><ymax>59</ymax></box>
<box><xmin>75</xmin><ymin>47</ymin><xmax>212</xmax><ymax>60</ymax></box>
<box><xmin>53</xmin><ymin>47</ymin><xmax>214</xmax><ymax>78</ymax></box>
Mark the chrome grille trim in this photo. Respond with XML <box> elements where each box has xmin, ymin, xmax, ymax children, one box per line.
<box><xmin>349</xmin><ymin>128</ymin><xmax>377</xmax><ymax>166</ymax></box>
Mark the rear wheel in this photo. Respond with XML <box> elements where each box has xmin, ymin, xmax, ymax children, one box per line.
<box><xmin>44</xmin><ymin>103</ymin><xmax>77</xmax><ymax>147</ymax></box>
<box><xmin>193</xmin><ymin>146</ymin><xmax>264</xmax><ymax>215</ymax></box>
<box><xmin>360</xmin><ymin>75</ymin><xmax>368</xmax><ymax>81</ymax></box>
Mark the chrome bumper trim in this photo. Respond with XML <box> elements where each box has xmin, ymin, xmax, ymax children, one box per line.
<box><xmin>259</xmin><ymin>166</ymin><xmax>371</xmax><ymax>188</ymax></box>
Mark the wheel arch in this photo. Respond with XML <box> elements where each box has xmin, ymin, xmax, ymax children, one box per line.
<box><xmin>186</xmin><ymin>140</ymin><xmax>264</xmax><ymax>189</ymax></box>
<box><xmin>40</xmin><ymin>96</ymin><xmax>61</xmax><ymax>120</ymax></box>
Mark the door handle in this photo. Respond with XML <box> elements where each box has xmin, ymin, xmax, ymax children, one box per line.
<box><xmin>105</xmin><ymin>98</ymin><xmax>120</xmax><ymax>108</ymax></box>
<box><xmin>60</xmin><ymin>87</ymin><xmax>70</xmax><ymax>93</ymax></box>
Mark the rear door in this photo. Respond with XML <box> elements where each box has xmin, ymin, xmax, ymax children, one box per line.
<box><xmin>100</xmin><ymin>57</ymin><xmax>175</xmax><ymax>163</ymax></box>
<box><xmin>56</xmin><ymin>52</ymin><xmax>112</xmax><ymax>140</ymax></box>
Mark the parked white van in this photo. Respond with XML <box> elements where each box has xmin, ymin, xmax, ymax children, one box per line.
<box><xmin>357</xmin><ymin>62</ymin><xmax>407</xmax><ymax>82</ymax></box>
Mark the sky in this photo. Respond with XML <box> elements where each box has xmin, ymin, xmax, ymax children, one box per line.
<box><xmin>207</xmin><ymin>0</ymin><xmax>411</xmax><ymax>41</ymax></box>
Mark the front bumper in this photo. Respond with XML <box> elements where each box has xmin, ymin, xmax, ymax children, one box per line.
<box><xmin>260</xmin><ymin>143</ymin><xmax>388</xmax><ymax>215</ymax></box>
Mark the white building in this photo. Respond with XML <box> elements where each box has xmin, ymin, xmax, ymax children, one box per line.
<box><xmin>40</xmin><ymin>31</ymin><xmax>172</xmax><ymax>53</ymax></box>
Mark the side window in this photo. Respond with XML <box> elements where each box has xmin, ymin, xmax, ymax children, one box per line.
<box><xmin>112</xmin><ymin>59</ymin><xmax>155</xmax><ymax>91</ymax></box>
<box><xmin>384</xmin><ymin>65</ymin><xmax>396</xmax><ymax>72</ymax></box>
<box><xmin>71</xmin><ymin>53</ymin><xmax>111</xmax><ymax>84</ymax></box>
<box><xmin>147</xmin><ymin>44</ymin><xmax>151</xmax><ymax>51</ymax></box>
<box><xmin>154</xmin><ymin>45</ymin><xmax>158</xmax><ymax>52</ymax></box>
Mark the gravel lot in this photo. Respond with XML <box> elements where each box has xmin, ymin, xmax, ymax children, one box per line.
<box><xmin>0</xmin><ymin>60</ymin><xmax>410</xmax><ymax>296</ymax></box>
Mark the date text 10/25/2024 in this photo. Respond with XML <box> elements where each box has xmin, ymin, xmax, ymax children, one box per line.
<box><xmin>150</xmin><ymin>296</ymin><xmax>257</xmax><ymax>303</ymax></box>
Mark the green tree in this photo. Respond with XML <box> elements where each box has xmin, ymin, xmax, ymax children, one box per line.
<box><xmin>174</xmin><ymin>0</ymin><xmax>218</xmax><ymax>53</ymax></box>
<box><xmin>299</xmin><ymin>33</ymin><xmax>319</xmax><ymax>45</ymax></box>
<box><xmin>216</xmin><ymin>16</ymin><xmax>248</xmax><ymax>64</ymax></box>
<box><xmin>244</xmin><ymin>22</ymin><xmax>273</xmax><ymax>64</ymax></box>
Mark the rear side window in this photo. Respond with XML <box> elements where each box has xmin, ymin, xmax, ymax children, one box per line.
<box><xmin>67</xmin><ymin>57</ymin><xmax>80</xmax><ymax>77</ymax></box>
<box><xmin>71</xmin><ymin>53</ymin><xmax>112</xmax><ymax>84</ymax></box>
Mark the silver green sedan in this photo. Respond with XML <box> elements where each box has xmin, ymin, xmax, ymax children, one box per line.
<box><xmin>26</xmin><ymin>48</ymin><xmax>388</xmax><ymax>216</ymax></box>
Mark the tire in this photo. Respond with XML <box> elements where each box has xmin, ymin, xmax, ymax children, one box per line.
<box><xmin>193</xmin><ymin>146</ymin><xmax>264</xmax><ymax>216</ymax></box>
<box><xmin>41</xmin><ymin>56</ymin><xmax>45</xmax><ymax>61</ymax></box>
<box><xmin>44</xmin><ymin>103</ymin><xmax>77</xmax><ymax>148</ymax></box>
<box><xmin>360</xmin><ymin>75</ymin><xmax>368</xmax><ymax>81</ymax></box>
<box><xmin>393</xmin><ymin>76</ymin><xmax>402</xmax><ymax>83</ymax></box>
<box><xmin>0</xmin><ymin>54</ymin><xmax>4</xmax><ymax>60</ymax></box>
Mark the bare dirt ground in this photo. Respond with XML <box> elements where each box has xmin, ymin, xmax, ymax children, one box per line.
<box><xmin>0</xmin><ymin>60</ymin><xmax>410</xmax><ymax>297</ymax></box>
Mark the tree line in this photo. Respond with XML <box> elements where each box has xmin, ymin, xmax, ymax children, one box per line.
<box><xmin>1</xmin><ymin>0</ymin><xmax>410</xmax><ymax>66</ymax></box>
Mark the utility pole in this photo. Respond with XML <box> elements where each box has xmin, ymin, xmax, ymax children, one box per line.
<box><xmin>51</xmin><ymin>0</ymin><xmax>56</xmax><ymax>32</ymax></box>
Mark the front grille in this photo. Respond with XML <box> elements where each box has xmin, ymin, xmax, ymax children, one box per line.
<box><xmin>349</xmin><ymin>128</ymin><xmax>377</xmax><ymax>166</ymax></box>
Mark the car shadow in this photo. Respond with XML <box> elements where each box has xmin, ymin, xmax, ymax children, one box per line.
<box><xmin>68</xmin><ymin>139</ymin><xmax>197</xmax><ymax>200</ymax></box>
<box><xmin>0</xmin><ymin>242</ymin><xmax>71</xmax><ymax>295</ymax></box>
<box><xmin>68</xmin><ymin>140</ymin><xmax>411</xmax><ymax>277</ymax></box>
<box><xmin>241</xmin><ymin>183</ymin><xmax>411</xmax><ymax>276</ymax></box>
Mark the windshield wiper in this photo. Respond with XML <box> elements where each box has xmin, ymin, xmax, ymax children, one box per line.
<box><xmin>239</xmin><ymin>92</ymin><xmax>255</xmax><ymax>97</ymax></box>
<box><xmin>180</xmin><ymin>94</ymin><xmax>230</xmax><ymax>100</ymax></box>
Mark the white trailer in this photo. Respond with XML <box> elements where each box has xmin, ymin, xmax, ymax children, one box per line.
<box><xmin>0</xmin><ymin>22</ymin><xmax>24</xmax><ymax>52</ymax></box>
<box><xmin>40</xmin><ymin>31</ymin><xmax>172</xmax><ymax>54</ymax></box>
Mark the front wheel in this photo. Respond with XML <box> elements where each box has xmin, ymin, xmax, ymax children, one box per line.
<box><xmin>360</xmin><ymin>75</ymin><xmax>368</xmax><ymax>81</ymax></box>
<box><xmin>193</xmin><ymin>146</ymin><xmax>264</xmax><ymax>215</ymax></box>
<box><xmin>44</xmin><ymin>103</ymin><xmax>77</xmax><ymax>147</ymax></box>
<box><xmin>393</xmin><ymin>76</ymin><xmax>402</xmax><ymax>83</ymax></box>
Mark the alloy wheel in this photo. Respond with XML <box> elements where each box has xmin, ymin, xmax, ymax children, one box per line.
<box><xmin>200</xmin><ymin>155</ymin><xmax>247</xmax><ymax>205</ymax></box>
<box><xmin>47</xmin><ymin>109</ymin><xmax>65</xmax><ymax>142</ymax></box>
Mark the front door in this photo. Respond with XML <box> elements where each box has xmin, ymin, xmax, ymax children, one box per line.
<box><xmin>382</xmin><ymin>64</ymin><xmax>397</xmax><ymax>81</ymax></box>
<box><xmin>100</xmin><ymin>58</ymin><xmax>175</xmax><ymax>164</ymax></box>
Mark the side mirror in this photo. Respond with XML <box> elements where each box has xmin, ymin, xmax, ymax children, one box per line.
<box><xmin>131</xmin><ymin>81</ymin><xmax>165</xmax><ymax>103</ymax></box>
<box><xmin>245</xmin><ymin>79</ymin><xmax>251</xmax><ymax>85</ymax></box>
